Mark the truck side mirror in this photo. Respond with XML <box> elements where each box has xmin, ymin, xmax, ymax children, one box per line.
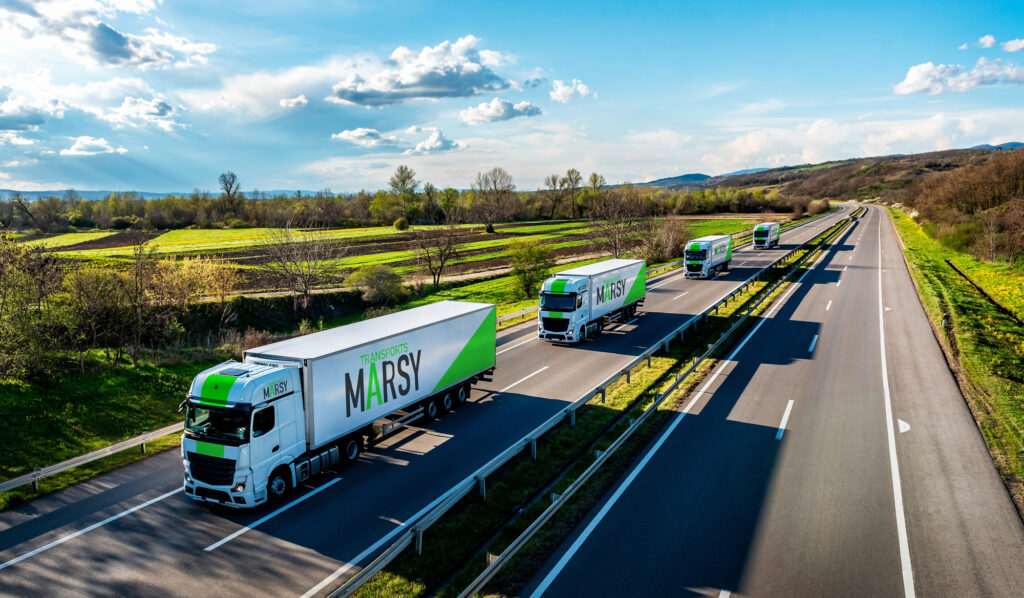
<box><xmin>177</xmin><ymin>399</ymin><xmax>188</xmax><ymax>413</ymax></box>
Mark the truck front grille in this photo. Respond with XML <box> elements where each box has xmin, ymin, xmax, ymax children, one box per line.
<box><xmin>187</xmin><ymin>452</ymin><xmax>236</xmax><ymax>485</ymax></box>
<box><xmin>542</xmin><ymin>317</ymin><xmax>570</xmax><ymax>332</ymax></box>
<box><xmin>686</xmin><ymin>263</ymin><xmax>703</xmax><ymax>272</ymax></box>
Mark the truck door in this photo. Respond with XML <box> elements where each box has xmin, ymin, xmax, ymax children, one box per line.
<box><xmin>250</xmin><ymin>405</ymin><xmax>281</xmax><ymax>482</ymax></box>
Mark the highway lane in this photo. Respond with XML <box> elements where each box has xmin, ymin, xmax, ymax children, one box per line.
<box><xmin>0</xmin><ymin>209</ymin><xmax>849</xmax><ymax>597</ymax></box>
<box><xmin>525</xmin><ymin>206</ymin><xmax>1024</xmax><ymax>597</ymax></box>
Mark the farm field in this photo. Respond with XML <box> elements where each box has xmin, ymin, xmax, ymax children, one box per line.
<box><xmin>22</xmin><ymin>231</ymin><xmax>116</xmax><ymax>248</ymax></box>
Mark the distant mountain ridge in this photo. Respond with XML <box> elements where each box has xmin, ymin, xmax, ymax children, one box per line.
<box><xmin>0</xmin><ymin>189</ymin><xmax>321</xmax><ymax>200</ymax></box>
<box><xmin>969</xmin><ymin>142</ymin><xmax>1024</xmax><ymax>150</ymax></box>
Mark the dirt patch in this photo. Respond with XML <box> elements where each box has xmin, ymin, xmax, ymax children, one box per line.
<box><xmin>59</xmin><ymin>231</ymin><xmax>159</xmax><ymax>251</ymax></box>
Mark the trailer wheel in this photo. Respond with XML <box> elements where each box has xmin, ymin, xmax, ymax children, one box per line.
<box><xmin>457</xmin><ymin>384</ymin><xmax>471</xmax><ymax>405</ymax></box>
<box><xmin>267</xmin><ymin>467</ymin><xmax>290</xmax><ymax>502</ymax></box>
<box><xmin>441</xmin><ymin>391</ymin><xmax>455</xmax><ymax>411</ymax></box>
<box><xmin>424</xmin><ymin>398</ymin><xmax>440</xmax><ymax>419</ymax></box>
<box><xmin>341</xmin><ymin>436</ymin><xmax>362</xmax><ymax>463</ymax></box>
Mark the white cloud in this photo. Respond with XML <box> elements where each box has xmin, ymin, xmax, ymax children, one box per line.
<box><xmin>331</xmin><ymin>127</ymin><xmax>399</xmax><ymax>148</ymax></box>
<box><xmin>0</xmin><ymin>1</ymin><xmax>215</xmax><ymax>71</ymax></box>
<box><xmin>979</xmin><ymin>34</ymin><xmax>996</xmax><ymax>48</ymax></box>
<box><xmin>279</xmin><ymin>94</ymin><xmax>308</xmax><ymax>108</ymax></box>
<box><xmin>60</xmin><ymin>135</ymin><xmax>126</xmax><ymax>156</ymax></box>
<box><xmin>625</xmin><ymin>129</ymin><xmax>692</xmax><ymax>149</ymax></box>
<box><xmin>958</xmin><ymin>43</ymin><xmax>968</xmax><ymax>50</ymax></box>
<box><xmin>550</xmin><ymin>79</ymin><xmax>592</xmax><ymax>103</ymax></box>
<box><xmin>328</xmin><ymin>35</ymin><xmax>510</xmax><ymax>107</ymax></box>
<box><xmin>0</xmin><ymin>132</ymin><xmax>35</xmax><ymax>145</ymax></box>
<box><xmin>893</xmin><ymin>58</ymin><xmax>1024</xmax><ymax>95</ymax></box>
<box><xmin>3</xmin><ymin>158</ymin><xmax>38</xmax><ymax>167</ymax></box>
<box><xmin>403</xmin><ymin>127</ymin><xmax>463</xmax><ymax>155</ymax></box>
<box><xmin>459</xmin><ymin>97</ymin><xmax>541</xmax><ymax>125</ymax></box>
<box><xmin>1003</xmin><ymin>39</ymin><xmax>1024</xmax><ymax>52</ymax></box>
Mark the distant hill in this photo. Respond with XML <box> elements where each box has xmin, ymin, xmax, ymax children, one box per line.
<box><xmin>970</xmin><ymin>142</ymin><xmax>1024</xmax><ymax>150</ymax></box>
<box><xmin>638</xmin><ymin>173</ymin><xmax>711</xmax><ymax>188</ymax></box>
<box><xmin>722</xmin><ymin>167</ymin><xmax>770</xmax><ymax>176</ymax></box>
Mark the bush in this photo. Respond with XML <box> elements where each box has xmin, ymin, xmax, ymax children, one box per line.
<box><xmin>393</xmin><ymin>217</ymin><xmax>409</xmax><ymax>231</ymax></box>
<box><xmin>226</xmin><ymin>218</ymin><xmax>250</xmax><ymax>229</ymax></box>
<box><xmin>348</xmin><ymin>265</ymin><xmax>408</xmax><ymax>305</ymax></box>
<box><xmin>110</xmin><ymin>216</ymin><xmax>133</xmax><ymax>230</ymax></box>
<box><xmin>638</xmin><ymin>220</ymin><xmax>687</xmax><ymax>263</ymax></box>
<box><xmin>509</xmin><ymin>239</ymin><xmax>555</xmax><ymax>298</ymax></box>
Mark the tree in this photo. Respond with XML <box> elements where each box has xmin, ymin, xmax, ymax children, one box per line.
<box><xmin>389</xmin><ymin>165</ymin><xmax>419</xmax><ymax>220</ymax></box>
<box><xmin>415</xmin><ymin>210</ymin><xmax>462</xmax><ymax>287</ymax></box>
<box><xmin>259</xmin><ymin>221</ymin><xmax>348</xmax><ymax>309</ymax></box>
<box><xmin>348</xmin><ymin>265</ymin><xmax>407</xmax><ymax>304</ymax></box>
<box><xmin>543</xmin><ymin>174</ymin><xmax>564</xmax><ymax>219</ymax></box>
<box><xmin>219</xmin><ymin>171</ymin><xmax>242</xmax><ymax>215</ymax></box>
<box><xmin>588</xmin><ymin>172</ymin><xmax>606</xmax><ymax>194</ymax></box>
<box><xmin>588</xmin><ymin>183</ymin><xmax>651</xmax><ymax>258</ymax></box>
<box><xmin>562</xmin><ymin>168</ymin><xmax>583</xmax><ymax>218</ymax></box>
<box><xmin>509</xmin><ymin>239</ymin><xmax>556</xmax><ymax>297</ymax></box>
<box><xmin>471</xmin><ymin>167</ymin><xmax>515</xmax><ymax>233</ymax></box>
<box><xmin>62</xmin><ymin>268</ymin><xmax>130</xmax><ymax>371</ymax></box>
<box><xmin>125</xmin><ymin>241</ymin><xmax>159</xmax><ymax>366</ymax></box>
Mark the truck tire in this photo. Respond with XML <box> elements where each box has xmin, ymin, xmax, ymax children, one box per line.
<box><xmin>424</xmin><ymin>397</ymin><xmax>440</xmax><ymax>419</ymax></box>
<box><xmin>457</xmin><ymin>383</ymin><xmax>470</xmax><ymax>405</ymax></box>
<box><xmin>267</xmin><ymin>467</ymin><xmax>290</xmax><ymax>502</ymax></box>
<box><xmin>341</xmin><ymin>435</ymin><xmax>362</xmax><ymax>464</ymax></box>
<box><xmin>441</xmin><ymin>390</ymin><xmax>455</xmax><ymax>411</ymax></box>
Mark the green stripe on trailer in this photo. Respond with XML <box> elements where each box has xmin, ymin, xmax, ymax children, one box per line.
<box><xmin>726</xmin><ymin>237</ymin><xmax>733</xmax><ymax>260</ymax></box>
<box><xmin>433</xmin><ymin>307</ymin><xmax>496</xmax><ymax>392</ymax></box>
<box><xmin>624</xmin><ymin>262</ymin><xmax>646</xmax><ymax>304</ymax></box>
<box><xmin>195</xmin><ymin>441</ymin><xmax>225</xmax><ymax>458</ymax></box>
<box><xmin>200</xmin><ymin>374</ymin><xmax>235</xmax><ymax>406</ymax></box>
<box><xmin>550</xmin><ymin>279</ymin><xmax>567</xmax><ymax>294</ymax></box>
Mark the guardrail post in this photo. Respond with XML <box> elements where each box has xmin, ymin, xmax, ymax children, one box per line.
<box><xmin>32</xmin><ymin>467</ymin><xmax>41</xmax><ymax>491</ymax></box>
<box><xmin>600</xmin><ymin>388</ymin><xmax>606</xmax><ymax>403</ymax></box>
<box><xmin>569</xmin><ymin>409</ymin><xmax>576</xmax><ymax>428</ymax></box>
<box><xmin>141</xmin><ymin>431</ymin><xmax>148</xmax><ymax>454</ymax></box>
<box><xmin>477</xmin><ymin>476</ymin><xmax>487</xmax><ymax>500</ymax></box>
<box><xmin>530</xmin><ymin>438</ymin><xmax>537</xmax><ymax>460</ymax></box>
<box><xmin>625</xmin><ymin>369</ymin><xmax>631</xmax><ymax>383</ymax></box>
<box><xmin>415</xmin><ymin>527</ymin><xmax>424</xmax><ymax>555</ymax></box>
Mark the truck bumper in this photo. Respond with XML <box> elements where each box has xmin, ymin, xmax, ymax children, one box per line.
<box><xmin>184</xmin><ymin>476</ymin><xmax>261</xmax><ymax>508</ymax></box>
<box><xmin>539</xmin><ymin>330</ymin><xmax>578</xmax><ymax>343</ymax></box>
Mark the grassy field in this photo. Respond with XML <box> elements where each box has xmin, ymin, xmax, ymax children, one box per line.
<box><xmin>22</xmin><ymin>231</ymin><xmax>116</xmax><ymax>248</ymax></box>
<box><xmin>888</xmin><ymin>208</ymin><xmax>1024</xmax><ymax>512</ymax></box>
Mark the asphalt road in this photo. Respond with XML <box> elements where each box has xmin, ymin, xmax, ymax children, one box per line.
<box><xmin>525</xmin><ymin>206</ymin><xmax>1024</xmax><ymax>597</ymax></box>
<box><xmin>0</xmin><ymin>209</ymin><xmax>850</xmax><ymax>597</ymax></box>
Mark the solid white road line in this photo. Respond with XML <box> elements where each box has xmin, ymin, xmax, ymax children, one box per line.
<box><xmin>648</xmin><ymin>272</ymin><xmax>687</xmax><ymax>290</ymax></box>
<box><xmin>673</xmin><ymin>291</ymin><xmax>689</xmax><ymax>300</ymax></box>
<box><xmin>499</xmin><ymin>366</ymin><xmax>549</xmax><ymax>393</ymax></box>
<box><xmin>826</xmin><ymin>300</ymin><xmax>832</xmax><ymax>311</ymax></box>
<box><xmin>775</xmin><ymin>400</ymin><xmax>795</xmax><ymax>440</ymax></box>
<box><xmin>204</xmin><ymin>478</ymin><xmax>341</xmax><ymax>551</ymax></box>
<box><xmin>877</xmin><ymin>211</ymin><xmax>916</xmax><ymax>598</ymax></box>
<box><xmin>0</xmin><ymin>487</ymin><xmax>183</xmax><ymax>571</ymax></box>
<box><xmin>497</xmin><ymin>336</ymin><xmax>536</xmax><ymax>356</ymax></box>
<box><xmin>808</xmin><ymin>334</ymin><xmax>818</xmax><ymax>352</ymax></box>
<box><xmin>719</xmin><ymin>591</ymin><xmax>732</xmax><ymax>598</ymax></box>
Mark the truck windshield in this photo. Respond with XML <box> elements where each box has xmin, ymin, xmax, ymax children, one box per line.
<box><xmin>754</xmin><ymin>230</ymin><xmax>768</xmax><ymax>238</ymax></box>
<box><xmin>540</xmin><ymin>293</ymin><xmax>577</xmax><ymax>311</ymax></box>
<box><xmin>185</xmin><ymin>403</ymin><xmax>250</xmax><ymax>443</ymax></box>
<box><xmin>685</xmin><ymin>250</ymin><xmax>707</xmax><ymax>261</ymax></box>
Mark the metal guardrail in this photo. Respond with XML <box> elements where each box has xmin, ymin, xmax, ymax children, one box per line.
<box><xmin>328</xmin><ymin>211</ymin><xmax>852</xmax><ymax>598</ymax></box>
<box><xmin>0</xmin><ymin>422</ymin><xmax>184</xmax><ymax>494</ymax></box>
<box><xmin>458</xmin><ymin>215</ymin><xmax>855</xmax><ymax>597</ymax></box>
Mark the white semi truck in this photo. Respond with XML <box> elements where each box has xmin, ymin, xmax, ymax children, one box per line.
<box><xmin>684</xmin><ymin>235</ymin><xmax>733</xmax><ymax>279</ymax></box>
<box><xmin>537</xmin><ymin>258</ymin><xmax>646</xmax><ymax>343</ymax></box>
<box><xmin>753</xmin><ymin>222</ymin><xmax>780</xmax><ymax>249</ymax></box>
<box><xmin>181</xmin><ymin>301</ymin><xmax>496</xmax><ymax>508</ymax></box>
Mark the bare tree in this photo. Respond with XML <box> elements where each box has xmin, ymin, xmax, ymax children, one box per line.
<box><xmin>219</xmin><ymin>171</ymin><xmax>242</xmax><ymax>214</ymax></box>
<box><xmin>562</xmin><ymin>168</ymin><xmax>583</xmax><ymax>218</ymax></box>
<box><xmin>543</xmin><ymin>174</ymin><xmax>564</xmax><ymax>219</ymax></box>
<box><xmin>415</xmin><ymin>210</ymin><xmax>463</xmax><ymax>287</ymax></box>
<box><xmin>11</xmin><ymin>192</ymin><xmax>37</xmax><ymax>228</ymax></box>
<box><xmin>587</xmin><ymin>172</ymin><xmax>606</xmax><ymax>194</ymax></box>
<box><xmin>260</xmin><ymin>220</ymin><xmax>348</xmax><ymax>308</ymax></box>
<box><xmin>588</xmin><ymin>183</ymin><xmax>651</xmax><ymax>258</ymax></box>
<box><xmin>471</xmin><ymin>167</ymin><xmax>515</xmax><ymax>233</ymax></box>
<box><xmin>979</xmin><ymin>210</ymin><xmax>1001</xmax><ymax>262</ymax></box>
<box><xmin>125</xmin><ymin>242</ymin><xmax>159</xmax><ymax>366</ymax></box>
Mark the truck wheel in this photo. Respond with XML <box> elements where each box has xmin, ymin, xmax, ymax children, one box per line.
<box><xmin>457</xmin><ymin>384</ymin><xmax>470</xmax><ymax>405</ymax></box>
<box><xmin>341</xmin><ymin>436</ymin><xmax>362</xmax><ymax>463</ymax></box>
<box><xmin>267</xmin><ymin>467</ymin><xmax>290</xmax><ymax>502</ymax></box>
<box><xmin>424</xmin><ymin>398</ymin><xmax>440</xmax><ymax>419</ymax></box>
<box><xmin>441</xmin><ymin>391</ymin><xmax>455</xmax><ymax>411</ymax></box>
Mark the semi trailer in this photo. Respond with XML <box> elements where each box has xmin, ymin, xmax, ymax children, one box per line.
<box><xmin>753</xmin><ymin>222</ymin><xmax>780</xmax><ymax>249</ymax></box>
<box><xmin>684</xmin><ymin>235</ymin><xmax>733</xmax><ymax>279</ymax></box>
<box><xmin>537</xmin><ymin>258</ymin><xmax>646</xmax><ymax>343</ymax></box>
<box><xmin>181</xmin><ymin>300</ymin><xmax>496</xmax><ymax>508</ymax></box>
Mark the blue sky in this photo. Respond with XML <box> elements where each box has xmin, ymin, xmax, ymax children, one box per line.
<box><xmin>1</xmin><ymin>0</ymin><xmax>1023</xmax><ymax>192</ymax></box>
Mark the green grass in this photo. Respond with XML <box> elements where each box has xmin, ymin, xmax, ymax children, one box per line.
<box><xmin>888</xmin><ymin>208</ymin><xmax>1024</xmax><ymax>512</ymax></box>
<box><xmin>23</xmin><ymin>232</ymin><xmax>115</xmax><ymax>248</ymax></box>
<box><xmin>0</xmin><ymin>355</ymin><xmax>212</xmax><ymax>498</ymax></box>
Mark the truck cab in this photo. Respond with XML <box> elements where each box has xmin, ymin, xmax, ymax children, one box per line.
<box><xmin>182</xmin><ymin>361</ymin><xmax>303</xmax><ymax>507</ymax></box>
<box><xmin>538</xmin><ymin>275</ymin><xmax>591</xmax><ymax>343</ymax></box>
<box><xmin>684</xmin><ymin>235</ymin><xmax>733</xmax><ymax>279</ymax></box>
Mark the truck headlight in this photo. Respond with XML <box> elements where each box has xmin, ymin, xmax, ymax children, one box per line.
<box><xmin>185</xmin><ymin>473</ymin><xmax>192</xmax><ymax>484</ymax></box>
<box><xmin>233</xmin><ymin>482</ymin><xmax>246</xmax><ymax>493</ymax></box>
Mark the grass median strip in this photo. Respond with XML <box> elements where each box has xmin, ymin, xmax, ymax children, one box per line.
<box><xmin>342</xmin><ymin>221</ymin><xmax>847</xmax><ymax>598</ymax></box>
